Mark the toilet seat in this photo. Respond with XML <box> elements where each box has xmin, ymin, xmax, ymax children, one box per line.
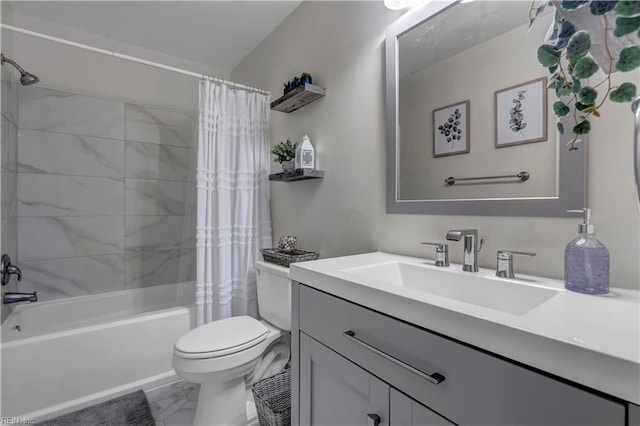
<box><xmin>174</xmin><ymin>316</ymin><xmax>269</xmax><ymax>360</ymax></box>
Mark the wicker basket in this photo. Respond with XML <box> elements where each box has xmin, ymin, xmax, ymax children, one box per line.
<box><xmin>252</xmin><ymin>368</ymin><xmax>291</xmax><ymax>426</ymax></box>
<box><xmin>261</xmin><ymin>248</ymin><xmax>319</xmax><ymax>267</ymax></box>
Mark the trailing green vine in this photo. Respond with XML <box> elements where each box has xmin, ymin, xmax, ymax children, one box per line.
<box><xmin>530</xmin><ymin>0</ymin><xmax>640</xmax><ymax>150</ymax></box>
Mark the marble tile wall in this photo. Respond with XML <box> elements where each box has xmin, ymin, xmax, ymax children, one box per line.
<box><xmin>13</xmin><ymin>86</ymin><xmax>196</xmax><ymax>301</ymax></box>
<box><xmin>123</xmin><ymin>102</ymin><xmax>196</xmax><ymax>289</ymax></box>
<box><xmin>2</xmin><ymin>68</ymin><xmax>19</xmax><ymax>322</ymax></box>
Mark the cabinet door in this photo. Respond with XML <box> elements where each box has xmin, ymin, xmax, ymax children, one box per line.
<box><xmin>299</xmin><ymin>332</ymin><xmax>389</xmax><ymax>426</ymax></box>
<box><xmin>389</xmin><ymin>388</ymin><xmax>454</xmax><ymax>426</ymax></box>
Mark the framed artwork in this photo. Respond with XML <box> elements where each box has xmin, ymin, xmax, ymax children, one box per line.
<box><xmin>495</xmin><ymin>77</ymin><xmax>547</xmax><ymax>148</ymax></box>
<box><xmin>432</xmin><ymin>100</ymin><xmax>470</xmax><ymax>158</ymax></box>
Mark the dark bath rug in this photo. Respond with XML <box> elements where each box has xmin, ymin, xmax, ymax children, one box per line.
<box><xmin>38</xmin><ymin>390</ymin><xmax>155</xmax><ymax>426</ymax></box>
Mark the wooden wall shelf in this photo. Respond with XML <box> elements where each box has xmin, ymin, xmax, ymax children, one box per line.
<box><xmin>270</xmin><ymin>84</ymin><xmax>326</xmax><ymax>113</ymax></box>
<box><xmin>269</xmin><ymin>169</ymin><xmax>324</xmax><ymax>182</ymax></box>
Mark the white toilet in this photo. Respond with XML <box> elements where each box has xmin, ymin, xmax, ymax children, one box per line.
<box><xmin>172</xmin><ymin>261</ymin><xmax>291</xmax><ymax>426</ymax></box>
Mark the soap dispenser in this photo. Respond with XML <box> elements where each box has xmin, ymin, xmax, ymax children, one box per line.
<box><xmin>564</xmin><ymin>208</ymin><xmax>610</xmax><ymax>294</ymax></box>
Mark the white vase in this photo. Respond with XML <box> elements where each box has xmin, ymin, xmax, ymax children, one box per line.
<box><xmin>281</xmin><ymin>160</ymin><xmax>295</xmax><ymax>173</ymax></box>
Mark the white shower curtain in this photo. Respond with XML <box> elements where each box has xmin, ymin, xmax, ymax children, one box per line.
<box><xmin>196</xmin><ymin>79</ymin><xmax>272</xmax><ymax>326</ymax></box>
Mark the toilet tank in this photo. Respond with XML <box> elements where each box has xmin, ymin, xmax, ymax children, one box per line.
<box><xmin>255</xmin><ymin>260</ymin><xmax>291</xmax><ymax>331</ymax></box>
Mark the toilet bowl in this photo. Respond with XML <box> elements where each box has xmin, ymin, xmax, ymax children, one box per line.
<box><xmin>172</xmin><ymin>261</ymin><xmax>291</xmax><ymax>426</ymax></box>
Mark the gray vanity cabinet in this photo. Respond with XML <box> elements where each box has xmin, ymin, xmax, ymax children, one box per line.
<box><xmin>299</xmin><ymin>333</ymin><xmax>389</xmax><ymax>425</ymax></box>
<box><xmin>299</xmin><ymin>332</ymin><xmax>453</xmax><ymax>426</ymax></box>
<box><xmin>390</xmin><ymin>389</ymin><xmax>453</xmax><ymax>426</ymax></box>
<box><xmin>293</xmin><ymin>283</ymin><xmax>628</xmax><ymax>426</ymax></box>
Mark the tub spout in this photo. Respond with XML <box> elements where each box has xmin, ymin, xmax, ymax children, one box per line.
<box><xmin>3</xmin><ymin>291</ymin><xmax>37</xmax><ymax>304</ymax></box>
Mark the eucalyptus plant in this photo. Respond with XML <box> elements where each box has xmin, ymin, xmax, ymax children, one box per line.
<box><xmin>531</xmin><ymin>0</ymin><xmax>640</xmax><ymax>150</ymax></box>
<box><xmin>272</xmin><ymin>138</ymin><xmax>297</xmax><ymax>163</ymax></box>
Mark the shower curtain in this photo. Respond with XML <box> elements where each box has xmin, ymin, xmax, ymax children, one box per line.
<box><xmin>196</xmin><ymin>79</ymin><xmax>272</xmax><ymax>326</ymax></box>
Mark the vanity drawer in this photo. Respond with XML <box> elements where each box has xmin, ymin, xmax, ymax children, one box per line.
<box><xmin>298</xmin><ymin>284</ymin><xmax>625</xmax><ymax>426</ymax></box>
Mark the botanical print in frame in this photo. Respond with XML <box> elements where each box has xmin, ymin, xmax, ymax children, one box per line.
<box><xmin>495</xmin><ymin>77</ymin><xmax>547</xmax><ymax>148</ymax></box>
<box><xmin>432</xmin><ymin>100</ymin><xmax>470</xmax><ymax>158</ymax></box>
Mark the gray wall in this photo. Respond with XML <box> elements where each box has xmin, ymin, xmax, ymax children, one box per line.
<box><xmin>14</xmin><ymin>86</ymin><xmax>196</xmax><ymax>301</ymax></box>
<box><xmin>232</xmin><ymin>1</ymin><xmax>640</xmax><ymax>290</ymax></box>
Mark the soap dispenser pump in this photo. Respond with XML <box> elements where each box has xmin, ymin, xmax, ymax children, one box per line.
<box><xmin>564</xmin><ymin>208</ymin><xmax>610</xmax><ymax>294</ymax></box>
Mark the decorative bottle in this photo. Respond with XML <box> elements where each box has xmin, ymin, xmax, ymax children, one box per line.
<box><xmin>564</xmin><ymin>208</ymin><xmax>610</xmax><ymax>294</ymax></box>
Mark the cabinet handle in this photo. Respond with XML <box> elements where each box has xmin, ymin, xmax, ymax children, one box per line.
<box><xmin>367</xmin><ymin>413</ymin><xmax>381</xmax><ymax>426</ymax></box>
<box><xmin>343</xmin><ymin>330</ymin><xmax>445</xmax><ymax>385</ymax></box>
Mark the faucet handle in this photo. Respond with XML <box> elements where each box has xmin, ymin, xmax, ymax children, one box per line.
<box><xmin>496</xmin><ymin>250</ymin><xmax>536</xmax><ymax>278</ymax></box>
<box><xmin>497</xmin><ymin>250</ymin><xmax>536</xmax><ymax>258</ymax></box>
<box><xmin>421</xmin><ymin>242</ymin><xmax>449</xmax><ymax>267</ymax></box>
<box><xmin>1</xmin><ymin>254</ymin><xmax>22</xmax><ymax>285</ymax></box>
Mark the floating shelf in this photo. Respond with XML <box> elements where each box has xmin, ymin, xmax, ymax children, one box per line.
<box><xmin>270</xmin><ymin>84</ymin><xmax>326</xmax><ymax>113</ymax></box>
<box><xmin>269</xmin><ymin>169</ymin><xmax>324</xmax><ymax>182</ymax></box>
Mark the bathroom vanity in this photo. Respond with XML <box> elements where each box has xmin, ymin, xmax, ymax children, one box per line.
<box><xmin>289</xmin><ymin>252</ymin><xmax>640</xmax><ymax>426</ymax></box>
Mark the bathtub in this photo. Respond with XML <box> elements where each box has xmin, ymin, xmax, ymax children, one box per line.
<box><xmin>1</xmin><ymin>282</ymin><xmax>196</xmax><ymax>421</ymax></box>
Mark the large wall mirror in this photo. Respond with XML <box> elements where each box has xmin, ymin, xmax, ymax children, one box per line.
<box><xmin>385</xmin><ymin>0</ymin><xmax>586</xmax><ymax>216</ymax></box>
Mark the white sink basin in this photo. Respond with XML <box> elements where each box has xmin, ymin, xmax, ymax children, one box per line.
<box><xmin>342</xmin><ymin>261</ymin><xmax>560</xmax><ymax>315</ymax></box>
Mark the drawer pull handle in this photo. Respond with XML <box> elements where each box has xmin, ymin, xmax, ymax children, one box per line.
<box><xmin>367</xmin><ymin>413</ymin><xmax>381</xmax><ymax>426</ymax></box>
<box><xmin>343</xmin><ymin>330</ymin><xmax>445</xmax><ymax>385</ymax></box>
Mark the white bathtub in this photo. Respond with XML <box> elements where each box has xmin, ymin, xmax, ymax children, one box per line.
<box><xmin>1</xmin><ymin>282</ymin><xmax>196</xmax><ymax>421</ymax></box>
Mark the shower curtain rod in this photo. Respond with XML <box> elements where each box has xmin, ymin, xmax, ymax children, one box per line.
<box><xmin>0</xmin><ymin>23</ymin><xmax>270</xmax><ymax>95</ymax></box>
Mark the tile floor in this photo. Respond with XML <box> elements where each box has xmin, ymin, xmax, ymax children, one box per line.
<box><xmin>145</xmin><ymin>380</ymin><xmax>199</xmax><ymax>426</ymax></box>
<box><xmin>145</xmin><ymin>380</ymin><xmax>260</xmax><ymax>426</ymax></box>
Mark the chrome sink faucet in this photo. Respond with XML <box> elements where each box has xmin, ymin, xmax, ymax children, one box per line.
<box><xmin>445</xmin><ymin>229</ymin><xmax>483</xmax><ymax>272</ymax></box>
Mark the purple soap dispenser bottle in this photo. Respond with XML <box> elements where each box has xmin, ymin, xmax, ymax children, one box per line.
<box><xmin>564</xmin><ymin>208</ymin><xmax>610</xmax><ymax>294</ymax></box>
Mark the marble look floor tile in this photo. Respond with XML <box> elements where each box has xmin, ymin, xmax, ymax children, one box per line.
<box><xmin>2</xmin><ymin>116</ymin><xmax>17</xmax><ymax>171</ymax></box>
<box><xmin>153</xmin><ymin>394</ymin><xmax>189</xmax><ymax>422</ymax></box>
<box><xmin>146</xmin><ymin>381</ymin><xmax>188</xmax><ymax>421</ymax></box>
<box><xmin>126</xmin><ymin>215</ymin><xmax>193</xmax><ymax>252</ymax></box>
<box><xmin>19</xmin><ymin>86</ymin><xmax>125</xmax><ymax>139</ymax></box>
<box><xmin>17</xmin><ymin>129</ymin><xmax>125</xmax><ymax>177</ymax></box>
<box><xmin>125</xmin><ymin>179</ymin><xmax>191</xmax><ymax>216</ymax></box>
<box><xmin>18</xmin><ymin>254</ymin><xmax>126</xmax><ymax>302</ymax></box>
<box><xmin>181</xmin><ymin>382</ymin><xmax>200</xmax><ymax>402</ymax></box>
<box><xmin>125</xmin><ymin>104</ymin><xmax>195</xmax><ymax>148</ymax></box>
<box><xmin>18</xmin><ymin>216</ymin><xmax>125</xmax><ymax>260</ymax></box>
<box><xmin>18</xmin><ymin>174</ymin><xmax>124</xmax><ymax>217</ymax></box>
<box><xmin>146</xmin><ymin>380</ymin><xmax>187</xmax><ymax>402</ymax></box>
<box><xmin>163</xmin><ymin>407</ymin><xmax>196</xmax><ymax>426</ymax></box>
<box><xmin>125</xmin><ymin>249</ymin><xmax>182</xmax><ymax>288</ymax></box>
<box><xmin>126</xmin><ymin>141</ymin><xmax>191</xmax><ymax>181</ymax></box>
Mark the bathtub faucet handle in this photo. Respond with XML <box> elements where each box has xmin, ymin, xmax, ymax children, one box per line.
<box><xmin>1</xmin><ymin>254</ymin><xmax>22</xmax><ymax>285</ymax></box>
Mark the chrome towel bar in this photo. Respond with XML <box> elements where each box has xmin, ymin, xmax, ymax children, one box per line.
<box><xmin>445</xmin><ymin>171</ymin><xmax>530</xmax><ymax>186</ymax></box>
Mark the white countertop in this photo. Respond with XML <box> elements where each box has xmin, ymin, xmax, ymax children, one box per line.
<box><xmin>290</xmin><ymin>251</ymin><xmax>640</xmax><ymax>404</ymax></box>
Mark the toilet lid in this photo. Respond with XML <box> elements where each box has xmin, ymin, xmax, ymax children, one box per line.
<box><xmin>175</xmin><ymin>316</ymin><xmax>269</xmax><ymax>359</ymax></box>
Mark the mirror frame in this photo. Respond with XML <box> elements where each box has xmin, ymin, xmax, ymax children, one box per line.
<box><xmin>385</xmin><ymin>0</ymin><xmax>587</xmax><ymax>217</ymax></box>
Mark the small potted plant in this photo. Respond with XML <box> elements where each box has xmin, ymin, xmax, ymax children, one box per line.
<box><xmin>293</xmin><ymin>76</ymin><xmax>302</xmax><ymax>90</ymax></box>
<box><xmin>300</xmin><ymin>72</ymin><xmax>313</xmax><ymax>85</ymax></box>
<box><xmin>272</xmin><ymin>138</ymin><xmax>297</xmax><ymax>173</ymax></box>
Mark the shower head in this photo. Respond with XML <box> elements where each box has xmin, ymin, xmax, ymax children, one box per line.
<box><xmin>1</xmin><ymin>53</ymin><xmax>39</xmax><ymax>86</ymax></box>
